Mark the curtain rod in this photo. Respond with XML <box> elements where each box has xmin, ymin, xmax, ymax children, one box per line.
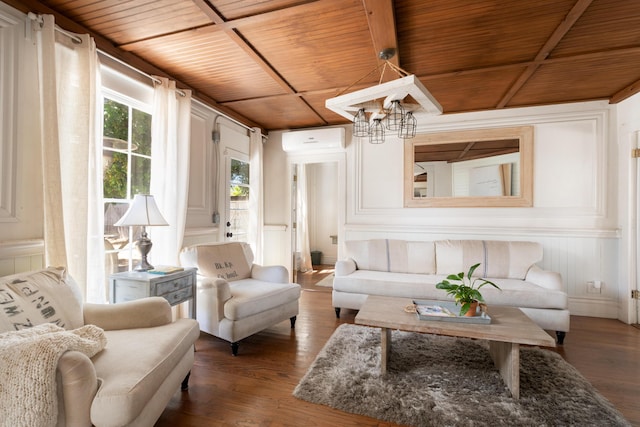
<box><xmin>28</xmin><ymin>13</ymin><xmax>256</xmax><ymax>134</ymax></box>
<box><xmin>98</xmin><ymin>50</ymin><xmax>255</xmax><ymax>133</ymax></box>
<box><xmin>28</xmin><ymin>12</ymin><xmax>82</xmax><ymax>45</ymax></box>
<box><xmin>98</xmin><ymin>50</ymin><xmax>187</xmax><ymax>97</ymax></box>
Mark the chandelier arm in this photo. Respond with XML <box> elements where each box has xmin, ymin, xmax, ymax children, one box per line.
<box><xmin>334</xmin><ymin>62</ymin><xmax>386</xmax><ymax>97</ymax></box>
<box><xmin>385</xmin><ymin>60</ymin><xmax>412</xmax><ymax>77</ymax></box>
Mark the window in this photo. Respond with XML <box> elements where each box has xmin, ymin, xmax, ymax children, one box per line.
<box><xmin>102</xmin><ymin>95</ymin><xmax>152</xmax><ymax>272</ymax></box>
<box><xmin>227</xmin><ymin>158</ymin><xmax>249</xmax><ymax>242</ymax></box>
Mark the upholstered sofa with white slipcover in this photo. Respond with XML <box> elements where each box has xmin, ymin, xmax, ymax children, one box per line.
<box><xmin>0</xmin><ymin>267</ymin><xmax>200</xmax><ymax>427</ymax></box>
<box><xmin>334</xmin><ymin>239</ymin><xmax>569</xmax><ymax>343</ymax></box>
<box><xmin>180</xmin><ymin>242</ymin><xmax>301</xmax><ymax>355</ymax></box>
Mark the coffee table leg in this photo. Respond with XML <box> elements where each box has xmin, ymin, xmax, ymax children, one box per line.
<box><xmin>489</xmin><ymin>341</ymin><xmax>520</xmax><ymax>399</ymax></box>
<box><xmin>380</xmin><ymin>327</ymin><xmax>391</xmax><ymax>375</ymax></box>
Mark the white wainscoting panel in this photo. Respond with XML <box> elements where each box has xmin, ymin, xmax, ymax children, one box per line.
<box><xmin>0</xmin><ymin>240</ymin><xmax>45</xmax><ymax>277</ymax></box>
<box><xmin>342</xmin><ymin>225</ymin><xmax>619</xmax><ymax>318</ymax></box>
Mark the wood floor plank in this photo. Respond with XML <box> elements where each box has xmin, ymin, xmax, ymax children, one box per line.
<box><xmin>156</xmin><ymin>266</ymin><xmax>640</xmax><ymax>426</ymax></box>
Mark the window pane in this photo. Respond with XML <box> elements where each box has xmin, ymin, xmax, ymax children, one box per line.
<box><xmin>131</xmin><ymin>155</ymin><xmax>151</xmax><ymax>195</ymax></box>
<box><xmin>132</xmin><ymin>108</ymin><xmax>151</xmax><ymax>156</ymax></box>
<box><xmin>103</xmin><ymin>99</ymin><xmax>128</xmax><ymax>140</ymax></box>
<box><xmin>103</xmin><ymin>151</ymin><xmax>128</xmax><ymax>199</ymax></box>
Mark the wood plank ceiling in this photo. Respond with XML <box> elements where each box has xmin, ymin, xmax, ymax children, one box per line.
<box><xmin>8</xmin><ymin>0</ymin><xmax>640</xmax><ymax>132</ymax></box>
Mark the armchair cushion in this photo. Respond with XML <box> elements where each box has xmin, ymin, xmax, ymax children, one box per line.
<box><xmin>90</xmin><ymin>318</ymin><xmax>200</xmax><ymax>426</ymax></box>
<box><xmin>184</xmin><ymin>242</ymin><xmax>251</xmax><ymax>281</ymax></box>
<box><xmin>0</xmin><ymin>267</ymin><xmax>84</xmax><ymax>331</ymax></box>
<box><xmin>224</xmin><ymin>279</ymin><xmax>301</xmax><ymax>320</ymax></box>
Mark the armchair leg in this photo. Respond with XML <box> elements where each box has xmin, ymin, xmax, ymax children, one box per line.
<box><xmin>556</xmin><ymin>331</ymin><xmax>566</xmax><ymax>345</ymax></box>
<box><xmin>290</xmin><ymin>316</ymin><xmax>297</xmax><ymax>328</ymax></box>
<box><xmin>335</xmin><ymin>307</ymin><xmax>341</xmax><ymax>318</ymax></box>
<box><xmin>181</xmin><ymin>371</ymin><xmax>191</xmax><ymax>391</ymax></box>
<box><xmin>231</xmin><ymin>342</ymin><xmax>239</xmax><ymax>356</ymax></box>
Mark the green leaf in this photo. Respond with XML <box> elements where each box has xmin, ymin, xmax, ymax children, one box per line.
<box><xmin>467</xmin><ymin>263</ymin><xmax>481</xmax><ymax>280</ymax></box>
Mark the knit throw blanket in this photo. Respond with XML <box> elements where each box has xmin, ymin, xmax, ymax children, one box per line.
<box><xmin>0</xmin><ymin>323</ymin><xmax>107</xmax><ymax>427</ymax></box>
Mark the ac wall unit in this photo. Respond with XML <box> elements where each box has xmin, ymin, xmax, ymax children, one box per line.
<box><xmin>281</xmin><ymin>127</ymin><xmax>345</xmax><ymax>153</ymax></box>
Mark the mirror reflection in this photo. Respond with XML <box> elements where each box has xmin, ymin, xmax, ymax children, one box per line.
<box><xmin>413</xmin><ymin>139</ymin><xmax>520</xmax><ymax>198</ymax></box>
<box><xmin>404</xmin><ymin>126</ymin><xmax>533</xmax><ymax>208</ymax></box>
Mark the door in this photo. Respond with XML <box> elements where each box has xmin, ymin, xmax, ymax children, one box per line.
<box><xmin>225</xmin><ymin>155</ymin><xmax>250</xmax><ymax>242</ymax></box>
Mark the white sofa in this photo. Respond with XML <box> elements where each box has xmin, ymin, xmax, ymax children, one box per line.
<box><xmin>180</xmin><ymin>242</ymin><xmax>301</xmax><ymax>355</ymax></box>
<box><xmin>0</xmin><ymin>267</ymin><xmax>200</xmax><ymax>427</ymax></box>
<box><xmin>334</xmin><ymin>239</ymin><xmax>569</xmax><ymax>343</ymax></box>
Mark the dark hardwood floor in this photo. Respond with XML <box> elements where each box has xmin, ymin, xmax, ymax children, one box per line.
<box><xmin>156</xmin><ymin>266</ymin><xmax>640</xmax><ymax>426</ymax></box>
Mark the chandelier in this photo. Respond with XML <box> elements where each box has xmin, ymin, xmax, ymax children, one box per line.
<box><xmin>325</xmin><ymin>49</ymin><xmax>442</xmax><ymax>144</ymax></box>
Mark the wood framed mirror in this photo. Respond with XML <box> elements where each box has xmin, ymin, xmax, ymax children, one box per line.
<box><xmin>404</xmin><ymin>126</ymin><xmax>533</xmax><ymax>207</ymax></box>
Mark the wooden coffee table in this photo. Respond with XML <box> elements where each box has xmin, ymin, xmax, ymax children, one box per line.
<box><xmin>354</xmin><ymin>295</ymin><xmax>556</xmax><ymax>399</ymax></box>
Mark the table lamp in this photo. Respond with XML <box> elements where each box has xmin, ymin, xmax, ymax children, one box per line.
<box><xmin>114</xmin><ymin>194</ymin><xmax>169</xmax><ymax>271</ymax></box>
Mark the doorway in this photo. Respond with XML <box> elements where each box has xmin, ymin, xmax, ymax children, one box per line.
<box><xmin>288</xmin><ymin>153</ymin><xmax>345</xmax><ymax>283</ymax></box>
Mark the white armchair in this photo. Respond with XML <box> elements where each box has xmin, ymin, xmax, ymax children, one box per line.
<box><xmin>0</xmin><ymin>267</ymin><xmax>200</xmax><ymax>427</ymax></box>
<box><xmin>180</xmin><ymin>242</ymin><xmax>301</xmax><ymax>355</ymax></box>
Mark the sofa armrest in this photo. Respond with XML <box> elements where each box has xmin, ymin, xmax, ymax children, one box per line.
<box><xmin>83</xmin><ymin>297</ymin><xmax>172</xmax><ymax>330</ymax></box>
<box><xmin>525</xmin><ymin>264</ymin><xmax>563</xmax><ymax>291</ymax></box>
<box><xmin>251</xmin><ymin>264</ymin><xmax>289</xmax><ymax>283</ymax></box>
<box><xmin>57</xmin><ymin>351</ymin><xmax>98</xmax><ymax>427</ymax></box>
<box><xmin>335</xmin><ymin>258</ymin><xmax>357</xmax><ymax>276</ymax></box>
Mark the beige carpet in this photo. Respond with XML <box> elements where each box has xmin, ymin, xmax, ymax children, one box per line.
<box><xmin>315</xmin><ymin>273</ymin><xmax>334</xmax><ymax>288</ymax></box>
<box><xmin>294</xmin><ymin>324</ymin><xmax>630</xmax><ymax>427</ymax></box>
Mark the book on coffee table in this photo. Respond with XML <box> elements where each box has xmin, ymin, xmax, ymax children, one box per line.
<box><xmin>413</xmin><ymin>299</ymin><xmax>492</xmax><ymax>324</ymax></box>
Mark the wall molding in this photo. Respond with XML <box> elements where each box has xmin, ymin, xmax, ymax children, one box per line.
<box><xmin>0</xmin><ymin>239</ymin><xmax>44</xmax><ymax>258</ymax></box>
<box><xmin>0</xmin><ymin>4</ymin><xmax>22</xmax><ymax>222</ymax></box>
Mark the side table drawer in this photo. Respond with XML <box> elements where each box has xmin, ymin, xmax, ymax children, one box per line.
<box><xmin>155</xmin><ymin>275</ymin><xmax>194</xmax><ymax>296</ymax></box>
<box><xmin>113</xmin><ymin>280</ymin><xmax>149</xmax><ymax>303</ymax></box>
<box><xmin>164</xmin><ymin>286</ymin><xmax>193</xmax><ymax>306</ymax></box>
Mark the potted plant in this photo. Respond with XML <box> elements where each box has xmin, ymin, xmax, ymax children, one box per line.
<box><xmin>435</xmin><ymin>263</ymin><xmax>501</xmax><ymax>316</ymax></box>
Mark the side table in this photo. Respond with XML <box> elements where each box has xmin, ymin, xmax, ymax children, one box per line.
<box><xmin>109</xmin><ymin>268</ymin><xmax>197</xmax><ymax>319</ymax></box>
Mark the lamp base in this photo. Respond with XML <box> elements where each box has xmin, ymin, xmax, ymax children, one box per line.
<box><xmin>134</xmin><ymin>229</ymin><xmax>154</xmax><ymax>272</ymax></box>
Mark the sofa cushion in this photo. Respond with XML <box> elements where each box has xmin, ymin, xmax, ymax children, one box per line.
<box><xmin>345</xmin><ymin>239</ymin><xmax>436</xmax><ymax>274</ymax></box>
<box><xmin>224</xmin><ymin>279</ymin><xmax>301</xmax><ymax>320</ymax></box>
<box><xmin>435</xmin><ymin>240</ymin><xmax>543</xmax><ymax>280</ymax></box>
<box><xmin>0</xmin><ymin>267</ymin><xmax>84</xmax><ymax>332</ymax></box>
<box><xmin>334</xmin><ymin>271</ymin><xmax>446</xmax><ymax>300</ymax></box>
<box><xmin>480</xmin><ymin>278</ymin><xmax>568</xmax><ymax>309</ymax></box>
<box><xmin>189</xmin><ymin>243</ymin><xmax>252</xmax><ymax>282</ymax></box>
<box><xmin>334</xmin><ymin>272</ymin><xmax>567</xmax><ymax>310</ymax></box>
<box><xmin>90</xmin><ymin>318</ymin><xmax>199</xmax><ymax>426</ymax></box>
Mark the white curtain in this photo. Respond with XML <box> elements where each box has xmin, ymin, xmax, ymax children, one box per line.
<box><xmin>248</xmin><ymin>127</ymin><xmax>264</xmax><ymax>263</ymax></box>
<box><xmin>35</xmin><ymin>14</ymin><xmax>105</xmax><ymax>302</ymax></box>
<box><xmin>149</xmin><ymin>77</ymin><xmax>192</xmax><ymax>267</ymax></box>
<box><xmin>296</xmin><ymin>164</ymin><xmax>312</xmax><ymax>272</ymax></box>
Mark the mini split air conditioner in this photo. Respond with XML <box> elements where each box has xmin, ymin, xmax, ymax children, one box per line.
<box><xmin>281</xmin><ymin>127</ymin><xmax>345</xmax><ymax>153</ymax></box>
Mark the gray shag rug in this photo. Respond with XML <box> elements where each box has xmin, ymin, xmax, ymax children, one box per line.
<box><xmin>294</xmin><ymin>324</ymin><xmax>630</xmax><ymax>427</ymax></box>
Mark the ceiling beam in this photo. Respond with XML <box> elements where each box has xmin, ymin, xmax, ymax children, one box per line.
<box><xmin>362</xmin><ymin>0</ymin><xmax>400</xmax><ymax>68</ymax></box>
<box><xmin>496</xmin><ymin>0</ymin><xmax>594</xmax><ymax>108</ymax></box>
<box><xmin>188</xmin><ymin>0</ymin><xmax>327</xmax><ymax>124</ymax></box>
<box><xmin>610</xmin><ymin>78</ymin><xmax>640</xmax><ymax>104</ymax></box>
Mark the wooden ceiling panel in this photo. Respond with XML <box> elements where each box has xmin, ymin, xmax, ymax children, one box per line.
<box><xmin>14</xmin><ymin>0</ymin><xmax>640</xmax><ymax>131</ymax></box>
<box><xmin>122</xmin><ymin>27</ymin><xmax>287</xmax><ymax>102</ymax></box>
<box><xmin>211</xmin><ymin>0</ymin><xmax>315</xmax><ymax>21</ymax></box>
<box><xmin>395</xmin><ymin>0</ymin><xmax>576</xmax><ymax>75</ymax></box>
<box><xmin>301</xmin><ymin>92</ymin><xmax>350</xmax><ymax>126</ymax></box>
<box><xmin>223</xmin><ymin>96</ymin><xmax>326</xmax><ymax>130</ymax></box>
<box><xmin>238</xmin><ymin>0</ymin><xmax>380</xmax><ymax>93</ymax></box>
<box><xmin>424</xmin><ymin>68</ymin><xmax>525</xmax><ymax>113</ymax></box>
<box><xmin>44</xmin><ymin>0</ymin><xmax>212</xmax><ymax>45</ymax></box>
<box><xmin>552</xmin><ymin>0</ymin><xmax>640</xmax><ymax>57</ymax></box>
<box><xmin>509</xmin><ymin>55</ymin><xmax>640</xmax><ymax>106</ymax></box>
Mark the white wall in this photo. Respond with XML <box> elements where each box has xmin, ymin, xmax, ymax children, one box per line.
<box><xmin>307</xmin><ymin>162</ymin><xmax>339</xmax><ymax>265</ymax></box>
<box><xmin>264</xmin><ymin>100</ymin><xmax>634</xmax><ymax>320</ymax></box>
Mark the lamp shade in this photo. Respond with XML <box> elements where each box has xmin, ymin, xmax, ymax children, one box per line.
<box><xmin>114</xmin><ymin>194</ymin><xmax>169</xmax><ymax>227</ymax></box>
